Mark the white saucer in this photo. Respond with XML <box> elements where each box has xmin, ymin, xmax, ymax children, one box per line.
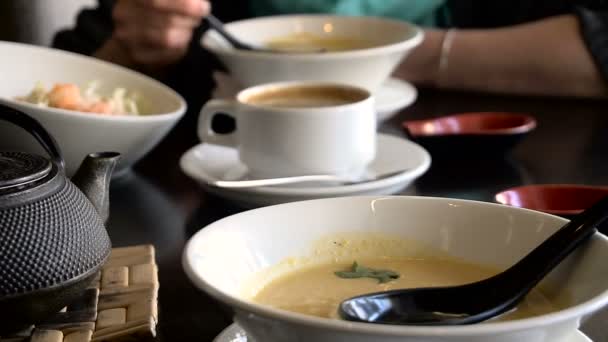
<box><xmin>211</xmin><ymin>73</ymin><xmax>416</xmax><ymax>122</ymax></box>
<box><xmin>180</xmin><ymin>133</ymin><xmax>430</xmax><ymax>208</ymax></box>
<box><xmin>375</xmin><ymin>77</ymin><xmax>417</xmax><ymax>122</ymax></box>
<box><xmin>213</xmin><ymin>323</ymin><xmax>593</xmax><ymax>342</ymax></box>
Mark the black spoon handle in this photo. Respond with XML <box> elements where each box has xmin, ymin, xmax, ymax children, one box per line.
<box><xmin>205</xmin><ymin>14</ymin><xmax>253</xmax><ymax>50</ymax></box>
<box><xmin>494</xmin><ymin>195</ymin><xmax>608</xmax><ymax>295</ymax></box>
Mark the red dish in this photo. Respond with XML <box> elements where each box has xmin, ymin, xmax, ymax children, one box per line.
<box><xmin>495</xmin><ymin>184</ymin><xmax>608</xmax><ymax>217</ymax></box>
<box><xmin>402</xmin><ymin>112</ymin><xmax>537</xmax><ymax>158</ymax></box>
<box><xmin>404</xmin><ymin>112</ymin><xmax>537</xmax><ymax>136</ymax></box>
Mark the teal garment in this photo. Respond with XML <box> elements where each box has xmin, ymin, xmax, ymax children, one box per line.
<box><xmin>250</xmin><ymin>0</ymin><xmax>448</xmax><ymax>27</ymax></box>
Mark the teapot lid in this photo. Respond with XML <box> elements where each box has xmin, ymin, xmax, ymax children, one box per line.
<box><xmin>0</xmin><ymin>152</ymin><xmax>53</xmax><ymax>191</ymax></box>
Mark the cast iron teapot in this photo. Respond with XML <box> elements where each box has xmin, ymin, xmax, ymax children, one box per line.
<box><xmin>0</xmin><ymin>104</ymin><xmax>119</xmax><ymax>334</ymax></box>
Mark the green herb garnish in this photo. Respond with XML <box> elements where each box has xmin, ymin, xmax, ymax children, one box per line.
<box><xmin>334</xmin><ymin>261</ymin><xmax>400</xmax><ymax>284</ymax></box>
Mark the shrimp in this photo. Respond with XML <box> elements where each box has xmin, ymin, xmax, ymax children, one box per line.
<box><xmin>17</xmin><ymin>82</ymin><xmax>140</xmax><ymax>115</ymax></box>
<box><xmin>47</xmin><ymin>84</ymin><xmax>83</xmax><ymax>111</ymax></box>
<box><xmin>83</xmin><ymin>101</ymin><xmax>114</xmax><ymax>115</ymax></box>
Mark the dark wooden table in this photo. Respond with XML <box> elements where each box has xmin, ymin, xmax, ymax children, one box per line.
<box><xmin>106</xmin><ymin>87</ymin><xmax>608</xmax><ymax>342</ymax></box>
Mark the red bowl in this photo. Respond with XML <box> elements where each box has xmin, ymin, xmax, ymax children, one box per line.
<box><xmin>404</xmin><ymin>112</ymin><xmax>537</xmax><ymax>136</ymax></box>
<box><xmin>402</xmin><ymin>112</ymin><xmax>537</xmax><ymax>158</ymax></box>
<box><xmin>495</xmin><ymin>184</ymin><xmax>608</xmax><ymax>217</ymax></box>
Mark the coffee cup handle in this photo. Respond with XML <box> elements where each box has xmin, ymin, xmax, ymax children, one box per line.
<box><xmin>198</xmin><ymin>99</ymin><xmax>238</xmax><ymax>147</ymax></box>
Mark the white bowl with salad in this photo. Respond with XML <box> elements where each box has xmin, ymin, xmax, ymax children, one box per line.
<box><xmin>0</xmin><ymin>41</ymin><xmax>186</xmax><ymax>176</ymax></box>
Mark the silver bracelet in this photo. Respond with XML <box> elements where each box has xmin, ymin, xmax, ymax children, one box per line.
<box><xmin>438</xmin><ymin>29</ymin><xmax>456</xmax><ymax>85</ymax></box>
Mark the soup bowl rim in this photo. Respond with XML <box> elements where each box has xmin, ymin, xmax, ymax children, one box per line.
<box><xmin>201</xmin><ymin>14</ymin><xmax>424</xmax><ymax>61</ymax></box>
<box><xmin>183</xmin><ymin>195</ymin><xmax>608</xmax><ymax>336</ymax></box>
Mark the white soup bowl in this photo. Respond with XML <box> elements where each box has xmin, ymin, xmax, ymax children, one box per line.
<box><xmin>202</xmin><ymin>15</ymin><xmax>423</xmax><ymax>93</ymax></box>
<box><xmin>184</xmin><ymin>196</ymin><xmax>608</xmax><ymax>342</ymax></box>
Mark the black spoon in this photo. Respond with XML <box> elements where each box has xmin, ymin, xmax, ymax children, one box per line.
<box><xmin>205</xmin><ymin>14</ymin><xmax>261</xmax><ymax>51</ymax></box>
<box><xmin>339</xmin><ymin>195</ymin><xmax>608</xmax><ymax>325</ymax></box>
<box><xmin>205</xmin><ymin>14</ymin><xmax>325</xmax><ymax>53</ymax></box>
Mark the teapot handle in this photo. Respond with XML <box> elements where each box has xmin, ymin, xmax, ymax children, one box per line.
<box><xmin>0</xmin><ymin>103</ymin><xmax>65</xmax><ymax>170</ymax></box>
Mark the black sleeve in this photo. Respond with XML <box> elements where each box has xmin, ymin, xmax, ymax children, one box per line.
<box><xmin>576</xmin><ymin>7</ymin><xmax>608</xmax><ymax>83</ymax></box>
<box><xmin>50</xmin><ymin>0</ymin><xmax>251</xmax><ymax>141</ymax></box>
<box><xmin>159</xmin><ymin>25</ymin><xmax>222</xmax><ymax>133</ymax></box>
<box><xmin>52</xmin><ymin>0</ymin><xmax>115</xmax><ymax>55</ymax></box>
<box><xmin>161</xmin><ymin>0</ymin><xmax>252</xmax><ymax>115</ymax></box>
<box><xmin>51</xmin><ymin>0</ymin><xmax>214</xmax><ymax>136</ymax></box>
<box><xmin>152</xmin><ymin>1</ymin><xmax>252</xmax><ymax>133</ymax></box>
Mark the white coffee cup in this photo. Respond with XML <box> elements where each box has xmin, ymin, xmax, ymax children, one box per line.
<box><xmin>198</xmin><ymin>81</ymin><xmax>376</xmax><ymax>178</ymax></box>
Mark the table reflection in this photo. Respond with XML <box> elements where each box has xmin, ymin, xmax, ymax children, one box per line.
<box><xmin>415</xmin><ymin>156</ymin><xmax>533</xmax><ymax>202</ymax></box>
<box><xmin>107</xmin><ymin>171</ymin><xmax>185</xmax><ymax>257</ymax></box>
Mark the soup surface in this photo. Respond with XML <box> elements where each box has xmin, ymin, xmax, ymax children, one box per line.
<box><xmin>252</xmin><ymin>257</ymin><xmax>559</xmax><ymax>321</ymax></box>
<box><xmin>244</xmin><ymin>85</ymin><xmax>366</xmax><ymax>108</ymax></box>
<box><xmin>266</xmin><ymin>32</ymin><xmax>372</xmax><ymax>52</ymax></box>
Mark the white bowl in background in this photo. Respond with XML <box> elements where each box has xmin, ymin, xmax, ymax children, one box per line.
<box><xmin>184</xmin><ymin>196</ymin><xmax>608</xmax><ymax>342</ymax></box>
<box><xmin>0</xmin><ymin>41</ymin><xmax>186</xmax><ymax>176</ymax></box>
<box><xmin>202</xmin><ymin>15</ymin><xmax>423</xmax><ymax>93</ymax></box>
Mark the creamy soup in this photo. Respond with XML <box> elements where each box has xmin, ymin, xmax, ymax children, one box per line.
<box><xmin>266</xmin><ymin>32</ymin><xmax>373</xmax><ymax>52</ymax></box>
<box><xmin>252</xmin><ymin>258</ymin><xmax>560</xmax><ymax>321</ymax></box>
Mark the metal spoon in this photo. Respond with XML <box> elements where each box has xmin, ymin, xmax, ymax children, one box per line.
<box><xmin>211</xmin><ymin>169</ymin><xmax>408</xmax><ymax>189</ymax></box>
<box><xmin>339</xmin><ymin>195</ymin><xmax>608</xmax><ymax>325</ymax></box>
<box><xmin>205</xmin><ymin>14</ymin><xmax>325</xmax><ymax>53</ymax></box>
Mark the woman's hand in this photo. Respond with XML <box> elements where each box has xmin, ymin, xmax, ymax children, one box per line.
<box><xmin>95</xmin><ymin>0</ymin><xmax>210</xmax><ymax>74</ymax></box>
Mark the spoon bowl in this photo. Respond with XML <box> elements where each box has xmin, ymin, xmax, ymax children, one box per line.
<box><xmin>339</xmin><ymin>196</ymin><xmax>608</xmax><ymax>325</ymax></box>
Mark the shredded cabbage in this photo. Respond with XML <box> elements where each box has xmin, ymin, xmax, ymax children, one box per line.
<box><xmin>16</xmin><ymin>82</ymin><xmax>141</xmax><ymax>116</ymax></box>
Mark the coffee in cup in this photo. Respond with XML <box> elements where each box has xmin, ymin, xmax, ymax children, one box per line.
<box><xmin>198</xmin><ymin>82</ymin><xmax>376</xmax><ymax>179</ymax></box>
<box><xmin>244</xmin><ymin>85</ymin><xmax>366</xmax><ymax>108</ymax></box>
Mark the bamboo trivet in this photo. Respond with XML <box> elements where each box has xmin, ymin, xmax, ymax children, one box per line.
<box><xmin>0</xmin><ymin>245</ymin><xmax>159</xmax><ymax>342</ymax></box>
